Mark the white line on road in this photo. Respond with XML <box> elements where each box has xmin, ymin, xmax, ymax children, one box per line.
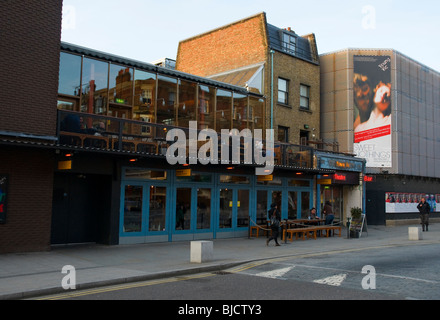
<box><xmin>255</xmin><ymin>266</ymin><xmax>294</xmax><ymax>279</ymax></box>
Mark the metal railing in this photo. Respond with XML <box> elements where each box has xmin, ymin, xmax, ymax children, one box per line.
<box><xmin>56</xmin><ymin>110</ymin><xmax>315</xmax><ymax>169</ymax></box>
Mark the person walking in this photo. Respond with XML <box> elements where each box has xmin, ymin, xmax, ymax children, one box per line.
<box><xmin>323</xmin><ymin>201</ymin><xmax>335</xmax><ymax>236</ymax></box>
<box><xmin>417</xmin><ymin>197</ymin><xmax>430</xmax><ymax>231</ymax></box>
<box><xmin>266</xmin><ymin>203</ymin><xmax>281</xmax><ymax>246</ymax></box>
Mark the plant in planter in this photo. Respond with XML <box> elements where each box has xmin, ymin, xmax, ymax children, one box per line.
<box><xmin>350</xmin><ymin>207</ymin><xmax>362</xmax><ymax>220</ymax></box>
<box><xmin>349</xmin><ymin>207</ymin><xmax>363</xmax><ymax>238</ymax></box>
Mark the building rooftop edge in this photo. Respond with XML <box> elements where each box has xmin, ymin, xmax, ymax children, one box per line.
<box><xmin>178</xmin><ymin>12</ymin><xmax>267</xmax><ymax>44</ymax></box>
<box><xmin>320</xmin><ymin>48</ymin><xmax>440</xmax><ymax>75</ymax></box>
<box><xmin>60</xmin><ymin>42</ymin><xmax>264</xmax><ymax>97</ymax></box>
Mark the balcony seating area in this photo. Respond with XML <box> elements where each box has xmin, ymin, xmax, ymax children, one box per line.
<box><xmin>57</xmin><ymin>110</ymin><xmax>315</xmax><ymax>169</ymax></box>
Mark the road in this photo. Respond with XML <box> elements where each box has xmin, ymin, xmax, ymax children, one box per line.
<box><xmin>34</xmin><ymin>242</ymin><xmax>440</xmax><ymax>301</ymax></box>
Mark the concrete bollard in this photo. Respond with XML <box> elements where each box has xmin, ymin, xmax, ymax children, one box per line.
<box><xmin>408</xmin><ymin>227</ymin><xmax>423</xmax><ymax>241</ymax></box>
<box><xmin>190</xmin><ymin>241</ymin><xmax>213</xmax><ymax>263</ymax></box>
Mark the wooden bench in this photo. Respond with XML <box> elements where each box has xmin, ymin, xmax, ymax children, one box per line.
<box><xmin>283</xmin><ymin>225</ymin><xmax>342</xmax><ymax>241</ymax></box>
<box><xmin>315</xmin><ymin>225</ymin><xmax>342</xmax><ymax>237</ymax></box>
<box><xmin>283</xmin><ymin>227</ymin><xmax>318</xmax><ymax>241</ymax></box>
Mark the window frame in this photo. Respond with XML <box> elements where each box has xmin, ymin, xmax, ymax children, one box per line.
<box><xmin>299</xmin><ymin>84</ymin><xmax>310</xmax><ymax>110</ymax></box>
<box><xmin>277</xmin><ymin>125</ymin><xmax>289</xmax><ymax>143</ymax></box>
<box><xmin>282</xmin><ymin>33</ymin><xmax>297</xmax><ymax>55</ymax></box>
<box><xmin>277</xmin><ymin>78</ymin><xmax>289</xmax><ymax>106</ymax></box>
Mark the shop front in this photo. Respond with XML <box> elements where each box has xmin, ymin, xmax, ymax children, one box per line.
<box><xmin>119</xmin><ymin>167</ymin><xmax>315</xmax><ymax>244</ymax></box>
<box><xmin>315</xmin><ymin>152</ymin><xmax>366</xmax><ymax>224</ymax></box>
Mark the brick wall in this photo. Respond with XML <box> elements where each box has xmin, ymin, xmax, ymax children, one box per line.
<box><xmin>0</xmin><ymin>0</ymin><xmax>62</xmax><ymax>253</ymax></box>
<box><xmin>0</xmin><ymin>0</ymin><xmax>63</xmax><ymax>137</ymax></box>
<box><xmin>176</xmin><ymin>13</ymin><xmax>268</xmax><ymax>77</ymax></box>
<box><xmin>272</xmin><ymin>51</ymin><xmax>321</xmax><ymax>143</ymax></box>
<box><xmin>176</xmin><ymin>13</ymin><xmax>321</xmax><ymax>146</ymax></box>
<box><xmin>0</xmin><ymin>147</ymin><xmax>54</xmax><ymax>253</ymax></box>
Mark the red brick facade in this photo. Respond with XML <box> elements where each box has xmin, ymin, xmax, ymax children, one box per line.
<box><xmin>0</xmin><ymin>0</ymin><xmax>62</xmax><ymax>137</ymax></box>
<box><xmin>0</xmin><ymin>1</ymin><xmax>62</xmax><ymax>253</ymax></box>
<box><xmin>176</xmin><ymin>12</ymin><xmax>321</xmax><ymax>146</ymax></box>
<box><xmin>0</xmin><ymin>147</ymin><xmax>54</xmax><ymax>253</ymax></box>
<box><xmin>176</xmin><ymin>13</ymin><xmax>268</xmax><ymax>77</ymax></box>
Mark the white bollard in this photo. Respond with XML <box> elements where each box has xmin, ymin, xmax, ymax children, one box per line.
<box><xmin>408</xmin><ymin>227</ymin><xmax>423</xmax><ymax>241</ymax></box>
<box><xmin>190</xmin><ymin>241</ymin><xmax>213</xmax><ymax>263</ymax></box>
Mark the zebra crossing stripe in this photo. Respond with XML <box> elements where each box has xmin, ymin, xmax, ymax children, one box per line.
<box><xmin>313</xmin><ymin>274</ymin><xmax>347</xmax><ymax>287</ymax></box>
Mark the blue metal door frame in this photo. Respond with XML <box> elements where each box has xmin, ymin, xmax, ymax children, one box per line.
<box><xmin>120</xmin><ymin>167</ymin><xmax>314</xmax><ymax>243</ymax></box>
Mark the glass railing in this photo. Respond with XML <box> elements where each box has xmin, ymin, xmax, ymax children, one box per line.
<box><xmin>56</xmin><ymin>110</ymin><xmax>314</xmax><ymax>168</ymax></box>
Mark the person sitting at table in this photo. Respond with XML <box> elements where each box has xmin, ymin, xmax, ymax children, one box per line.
<box><xmin>93</xmin><ymin>122</ymin><xmax>106</xmax><ymax>136</ymax></box>
<box><xmin>308</xmin><ymin>207</ymin><xmax>318</xmax><ymax>220</ymax></box>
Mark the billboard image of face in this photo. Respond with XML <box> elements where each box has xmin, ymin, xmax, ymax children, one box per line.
<box><xmin>353</xmin><ymin>55</ymin><xmax>392</xmax><ymax>168</ymax></box>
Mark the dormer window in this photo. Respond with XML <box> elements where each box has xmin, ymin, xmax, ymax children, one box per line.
<box><xmin>282</xmin><ymin>32</ymin><xmax>296</xmax><ymax>55</ymax></box>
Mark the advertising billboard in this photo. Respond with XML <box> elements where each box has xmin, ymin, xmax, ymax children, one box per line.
<box><xmin>353</xmin><ymin>55</ymin><xmax>392</xmax><ymax>167</ymax></box>
<box><xmin>385</xmin><ymin>192</ymin><xmax>438</xmax><ymax>213</ymax></box>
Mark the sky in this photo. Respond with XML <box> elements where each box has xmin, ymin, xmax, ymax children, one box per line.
<box><xmin>61</xmin><ymin>0</ymin><xmax>440</xmax><ymax>72</ymax></box>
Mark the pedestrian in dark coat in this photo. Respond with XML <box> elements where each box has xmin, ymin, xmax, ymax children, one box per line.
<box><xmin>266</xmin><ymin>203</ymin><xmax>280</xmax><ymax>246</ymax></box>
<box><xmin>417</xmin><ymin>197</ymin><xmax>430</xmax><ymax>231</ymax></box>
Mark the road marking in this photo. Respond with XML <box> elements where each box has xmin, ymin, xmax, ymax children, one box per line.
<box><xmin>255</xmin><ymin>266</ymin><xmax>294</xmax><ymax>279</ymax></box>
<box><xmin>313</xmin><ymin>274</ymin><xmax>347</xmax><ymax>287</ymax></box>
<box><xmin>35</xmin><ymin>273</ymin><xmax>214</xmax><ymax>300</ymax></box>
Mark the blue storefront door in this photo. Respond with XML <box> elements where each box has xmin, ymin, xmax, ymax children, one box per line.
<box><xmin>172</xmin><ymin>186</ymin><xmax>213</xmax><ymax>241</ymax></box>
<box><xmin>217</xmin><ymin>187</ymin><xmax>250</xmax><ymax>238</ymax></box>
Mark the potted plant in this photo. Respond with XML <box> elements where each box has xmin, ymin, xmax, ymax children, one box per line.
<box><xmin>349</xmin><ymin>207</ymin><xmax>363</xmax><ymax>238</ymax></box>
<box><xmin>350</xmin><ymin>207</ymin><xmax>362</xmax><ymax>220</ymax></box>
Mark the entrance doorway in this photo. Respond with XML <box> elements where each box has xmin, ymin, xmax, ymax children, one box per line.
<box><xmin>173</xmin><ymin>186</ymin><xmax>213</xmax><ymax>240</ymax></box>
<box><xmin>51</xmin><ymin>173</ymin><xmax>111</xmax><ymax>245</ymax></box>
<box><xmin>320</xmin><ymin>185</ymin><xmax>343</xmax><ymax>223</ymax></box>
<box><xmin>218</xmin><ymin>188</ymin><xmax>250</xmax><ymax>232</ymax></box>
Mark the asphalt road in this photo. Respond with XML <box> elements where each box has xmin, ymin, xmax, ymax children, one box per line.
<box><xmin>34</xmin><ymin>242</ymin><xmax>440</xmax><ymax>302</ymax></box>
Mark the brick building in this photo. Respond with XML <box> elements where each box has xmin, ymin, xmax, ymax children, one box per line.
<box><xmin>0</xmin><ymin>0</ymin><xmax>63</xmax><ymax>253</ymax></box>
<box><xmin>176</xmin><ymin>13</ymin><xmax>365</xmax><ymax>224</ymax></box>
<box><xmin>176</xmin><ymin>12</ymin><xmax>321</xmax><ymax>146</ymax></box>
<box><xmin>2</xmin><ymin>4</ymin><xmax>335</xmax><ymax>253</ymax></box>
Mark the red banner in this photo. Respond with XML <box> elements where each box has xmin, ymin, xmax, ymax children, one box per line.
<box><xmin>354</xmin><ymin>124</ymin><xmax>391</xmax><ymax>143</ymax></box>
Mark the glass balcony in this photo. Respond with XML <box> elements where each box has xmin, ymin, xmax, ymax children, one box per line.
<box><xmin>56</xmin><ymin>110</ymin><xmax>314</xmax><ymax>169</ymax></box>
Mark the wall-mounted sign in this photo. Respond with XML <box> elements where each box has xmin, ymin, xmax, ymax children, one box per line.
<box><xmin>257</xmin><ymin>175</ymin><xmax>273</xmax><ymax>182</ymax></box>
<box><xmin>332</xmin><ymin>172</ymin><xmax>360</xmax><ymax>185</ymax></box>
<box><xmin>318</xmin><ymin>172</ymin><xmax>360</xmax><ymax>185</ymax></box>
<box><xmin>0</xmin><ymin>175</ymin><xmax>8</xmax><ymax>224</ymax></box>
<box><xmin>318</xmin><ymin>155</ymin><xmax>364</xmax><ymax>172</ymax></box>
<box><xmin>176</xmin><ymin>169</ymin><xmax>191</xmax><ymax>177</ymax></box>
<box><xmin>58</xmin><ymin>160</ymin><xmax>72</xmax><ymax>170</ymax></box>
<box><xmin>364</xmin><ymin>175</ymin><xmax>376</xmax><ymax>182</ymax></box>
<box><xmin>317</xmin><ymin>179</ymin><xmax>332</xmax><ymax>185</ymax></box>
<box><xmin>386</xmin><ymin>192</ymin><xmax>438</xmax><ymax>213</ymax></box>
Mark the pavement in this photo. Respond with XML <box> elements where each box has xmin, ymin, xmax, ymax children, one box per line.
<box><xmin>1</xmin><ymin>223</ymin><xmax>439</xmax><ymax>300</ymax></box>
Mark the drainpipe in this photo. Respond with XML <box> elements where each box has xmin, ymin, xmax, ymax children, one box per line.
<box><xmin>270</xmin><ymin>50</ymin><xmax>274</xmax><ymax>132</ymax></box>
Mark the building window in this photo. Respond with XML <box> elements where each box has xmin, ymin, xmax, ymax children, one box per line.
<box><xmin>300</xmin><ymin>130</ymin><xmax>309</xmax><ymax>145</ymax></box>
<box><xmin>278</xmin><ymin>126</ymin><xmax>289</xmax><ymax>143</ymax></box>
<box><xmin>282</xmin><ymin>33</ymin><xmax>296</xmax><ymax>55</ymax></box>
<box><xmin>278</xmin><ymin>78</ymin><xmax>289</xmax><ymax>105</ymax></box>
<box><xmin>300</xmin><ymin>84</ymin><xmax>310</xmax><ymax>110</ymax></box>
<box><xmin>59</xmin><ymin>52</ymin><xmax>82</xmax><ymax>97</ymax></box>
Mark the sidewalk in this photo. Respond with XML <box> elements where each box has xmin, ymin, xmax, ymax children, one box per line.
<box><xmin>1</xmin><ymin>224</ymin><xmax>439</xmax><ymax>300</ymax></box>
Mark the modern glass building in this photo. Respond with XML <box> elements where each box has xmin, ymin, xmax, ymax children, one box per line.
<box><xmin>53</xmin><ymin>43</ymin><xmax>329</xmax><ymax>245</ymax></box>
